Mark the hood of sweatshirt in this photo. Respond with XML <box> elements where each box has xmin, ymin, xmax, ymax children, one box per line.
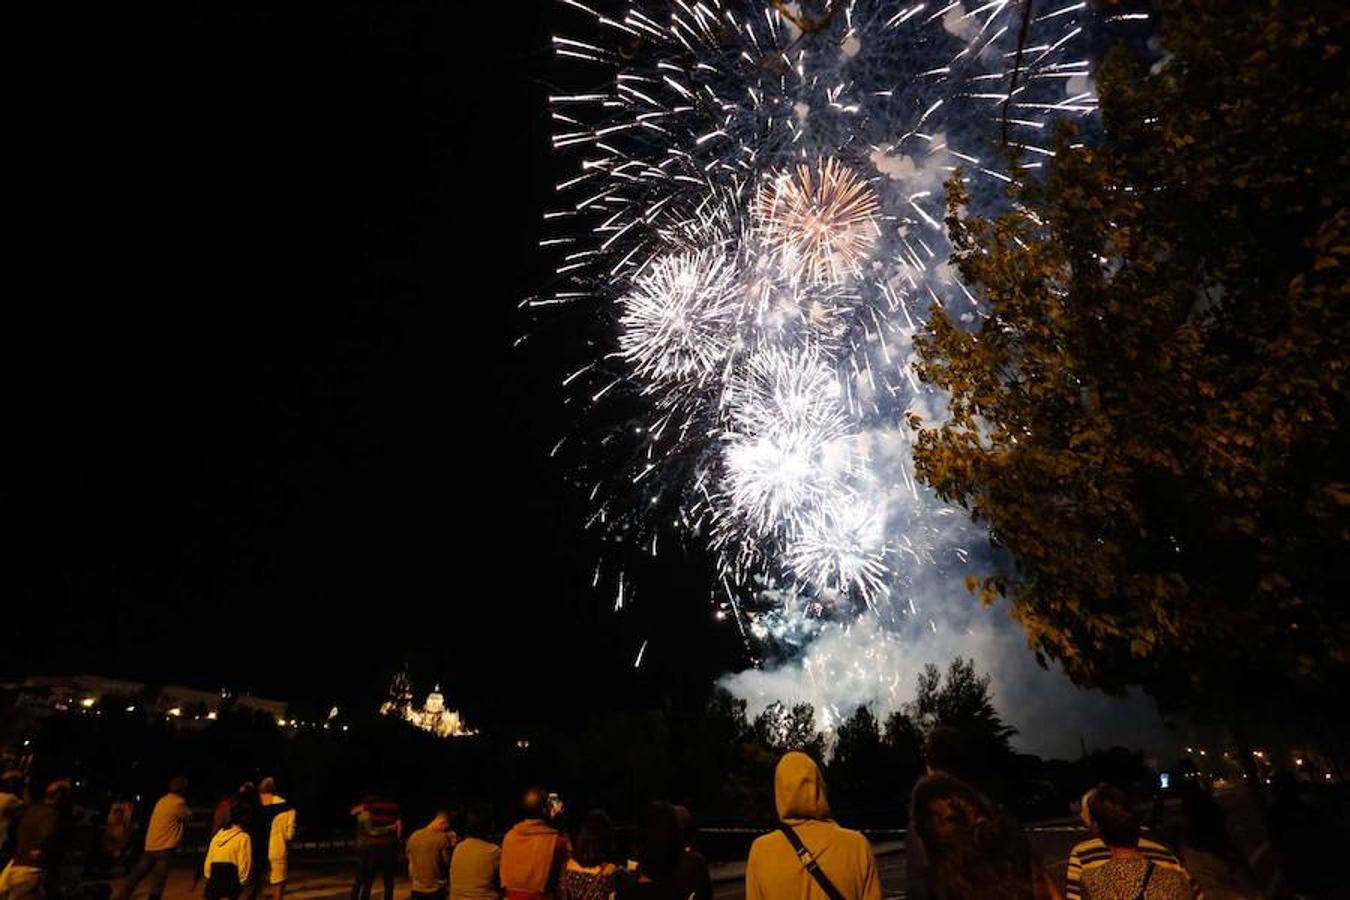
<box><xmin>774</xmin><ymin>751</ymin><xmax>832</xmax><ymax>822</ymax></box>
<box><xmin>212</xmin><ymin>827</ymin><xmax>247</xmax><ymax>849</ymax></box>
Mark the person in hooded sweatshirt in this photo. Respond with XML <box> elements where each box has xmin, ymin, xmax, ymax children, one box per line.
<box><xmin>499</xmin><ymin>788</ymin><xmax>567</xmax><ymax>900</ymax></box>
<box><xmin>204</xmin><ymin>802</ymin><xmax>253</xmax><ymax>900</ymax></box>
<box><xmin>745</xmin><ymin>751</ymin><xmax>882</xmax><ymax>900</ymax></box>
<box><xmin>259</xmin><ymin>778</ymin><xmax>296</xmax><ymax>900</ymax></box>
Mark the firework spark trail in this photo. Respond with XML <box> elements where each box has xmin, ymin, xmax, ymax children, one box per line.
<box><xmin>538</xmin><ymin>0</ymin><xmax>1137</xmax><ymax>717</ymax></box>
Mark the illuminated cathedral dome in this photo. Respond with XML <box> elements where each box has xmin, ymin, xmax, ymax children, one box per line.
<box><xmin>378</xmin><ymin>672</ymin><xmax>475</xmax><ymax>738</ymax></box>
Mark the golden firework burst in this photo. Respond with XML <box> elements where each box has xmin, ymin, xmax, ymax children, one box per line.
<box><xmin>754</xmin><ymin>158</ymin><xmax>880</xmax><ymax>284</ymax></box>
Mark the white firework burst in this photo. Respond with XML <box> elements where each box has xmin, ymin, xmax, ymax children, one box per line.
<box><xmin>786</xmin><ymin>496</ymin><xmax>890</xmax><ymax>605</ymax></box>
<box><xmin>618</xmin><ymin>248</ymin><xmax>740</xmax><ymax>384</ymax></box>
<box><xmin>722</xmin><ymin>347</ymin><xmax>854</xmax><ymax>536</ymax></box>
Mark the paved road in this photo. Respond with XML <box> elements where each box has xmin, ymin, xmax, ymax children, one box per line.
<box><xmin>123</xmin><ymin>825</ymin><xmax>1089</xmax><ymax>900</ymax></box>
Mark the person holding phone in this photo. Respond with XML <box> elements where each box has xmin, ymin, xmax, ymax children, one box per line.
<box><xmin>500</xmin><ymin>788</ymin><xmax>567</xmax><ymax>900</ymax></box>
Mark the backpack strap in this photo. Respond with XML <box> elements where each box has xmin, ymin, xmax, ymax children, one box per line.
<box><xmin>1132</xmin><ymin>860</ymin><xmax>1155</xmax><ymax>900</ymax></box>
<box><xmin>777</xmin><ymin>824</ymin><xmax>847</xmax><ymax>900</ymax></box>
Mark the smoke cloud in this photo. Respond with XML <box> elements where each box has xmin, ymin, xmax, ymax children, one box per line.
<box><xmin>722</xmin><ymin>601</ymin><xmax>1177</xmax><ymax>762</ymax></box>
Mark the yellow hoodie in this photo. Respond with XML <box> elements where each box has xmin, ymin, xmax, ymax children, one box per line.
<box><xmin>745</xmin><ymin>752</ymin><xmax>882</xmax><ymax>900</ymax></box>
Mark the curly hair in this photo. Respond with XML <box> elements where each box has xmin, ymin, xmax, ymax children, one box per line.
<box><xmin>910</xmin><ymin>774</ymin><xmax>1037</xmax><ymax>900</ymax></box>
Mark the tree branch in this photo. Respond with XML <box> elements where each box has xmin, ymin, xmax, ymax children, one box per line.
<box><xmin>1001</xmin><ymin>0</ymin><xmax>1035</xmax><ymax>152</ymax></box>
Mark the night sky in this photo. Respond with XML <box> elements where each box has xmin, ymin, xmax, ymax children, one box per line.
<box><xmin>7</xmin><ymin>1</ymin><xmax>745</xmax><ymax>731</ymax></box>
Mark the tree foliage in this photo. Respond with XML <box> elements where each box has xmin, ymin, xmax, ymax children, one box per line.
<box><xmin>908</xmin><ymin>658</ymin><xmax>1018</xmax><ymax>753</ymax></box>
<box><xmin>906</xmin><ymin>658</ymin><xmax>1020</xmax><ymax>801</ymax></box>
<box><xmin>911</xmin><ymin>0</ymin><xmax>1350</xmax><ymax>737</ymax></box>
<box><xmin>752</xmin><ymin>700</ymin><xmax>826</xmax><ymax>762</ymax></box>
<box><xmin>827</xmin><ymin>659</ymin><xmax>1019</xmax><ymax>820</ymax></box>
<box><xmin>829</xmin><ymin>705</ymin><xmax>887</xmax><ymax>820</ymax></box>
<box><xmin>833</xmin><ymin>706</ymin><xmax>884</xmax><ymax>774</ymax></box>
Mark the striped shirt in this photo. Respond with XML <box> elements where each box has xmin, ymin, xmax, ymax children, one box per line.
<box><xmin>1066</xmin><ymin>838</ymin><xmax>1202</xmax><ymax>900</ymax></box>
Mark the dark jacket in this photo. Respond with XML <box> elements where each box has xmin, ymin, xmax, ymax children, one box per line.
<box><xmin>672</xmin><ymin>848</ymin><xmax>712</xmax><ymax>900</ymax></box>
<box><xmin>14</xmin><ymin>803</ymin><xmax>69</xmax><ymax>870</ymax></box>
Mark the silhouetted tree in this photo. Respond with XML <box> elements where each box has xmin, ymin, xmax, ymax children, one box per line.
<box><xmin>882</xmin><ymin>709</ymin><xmax>926</xmax><ymax>818</ymax></box>
<box><xmin>909</xmin><ymin>659</ymin><xmax>1017</xmax><ymax>752</ymax></box>
<box><xmin>828</xmin><ymin>706</ymin><xmax>886</xmax><ymax>823</ymax></box>
<box><xmin>683</xmin><ymin>689</ymin><xmax>762</xmax><ymax>819</ymax></box>
<box><xmin>907</xmin><ymin>658</ymin><xmax>1019</xmax><ymax>802</ymax></box>
<box><xmin>753</xmin><ymin>701</ymin><xmax>825</xmax><ymax>762</ymax></box>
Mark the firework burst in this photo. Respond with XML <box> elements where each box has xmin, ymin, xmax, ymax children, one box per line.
<box><xmin>786</xmin><ymin>496</ymin><xmax>890</xmax><ymax>605</ymax></box>
<box><xmin>538</xmin><ymin>0</ymin><xmax>1137</xmax><ymax>659</ymax></box>
<box><xmin>754</xmin><ymin>159</ymin><xmax>880</xmax><ymax>285</ymax></box>
<box><xmin>722</xmin><ymin>346</ymin><xmax>853</xmax><ymax>537</ymax></box>
<box><xmin>618</xmin><ymin>248</ymin><xmax>741</xmax><ymax>385</ymax></box>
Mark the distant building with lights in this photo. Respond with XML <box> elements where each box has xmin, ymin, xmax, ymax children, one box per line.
<box><xmin>0</xmin><ymin>675</ymin><xmax>287</xmax><ymax>726</ymax></box>
<box><xmin>378</xmin><ymin>671</ymin><xmax>476</xmax><ymax>738</ymax></box>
